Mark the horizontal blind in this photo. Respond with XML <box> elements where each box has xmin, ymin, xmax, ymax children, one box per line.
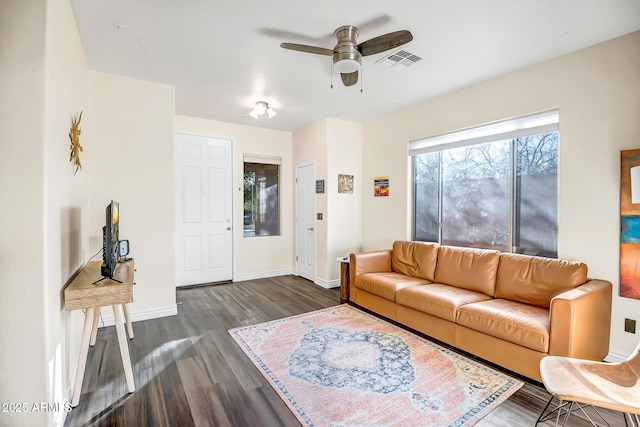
<box><xmin>409</xmin><ymin>109</ymin><xmax>559</xmax><ymax>156</ymax></box>
<box><xmin>243</xmin><ymin>154</ymin><xmax>282</xmax><ymax>165</ymax></box>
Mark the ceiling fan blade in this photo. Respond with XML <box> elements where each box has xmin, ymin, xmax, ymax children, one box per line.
<box><xmin>341</xmin><ymin>71</ymin><xmax>358</xmax><ymax>87</ymax></box>
<box><xmin>280</xmin><ymin>43</ymin><xmax>333</xmax><ymax>56</ymax></box>
<box><xmin>358</xmin><ymin>30</ymin><xmax>413</xmax><ymax>56</ymax></box>
<box><xmin>259</xmin><ymin>28</ymin><xmax>335</xmax><ymax>46</ymax></box>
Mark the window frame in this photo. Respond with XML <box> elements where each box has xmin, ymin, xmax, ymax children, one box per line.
<box><xmin>410</xmin><ymin>110</ymin><xmax>559</xmax><ymax>257</ymax></box>
<box><xmin>243</xmin><ymin>154</ymin><xmax>281</xmax><ymax>238</ymax></box>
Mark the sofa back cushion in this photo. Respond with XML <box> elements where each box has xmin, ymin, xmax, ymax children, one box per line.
<box><xmin>434</xmin><ymin>246</ymin><xmax>500</xmax><ymax>296</ymax></box>
<box><xmin>391</xmin><ymin>241</ymin><xmax>439</xmax><ymax>282</ymax></box>
<box><xmin>495</xmin><ymin>253</ymin><xmax>588</xmax><ymax>308</ymax></box>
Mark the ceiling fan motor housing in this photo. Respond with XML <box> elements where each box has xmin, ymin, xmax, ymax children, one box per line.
<box><xmin>333</xmin><ymin>25</ymin><xmax>362</xmax><ymax>73</ymax></box>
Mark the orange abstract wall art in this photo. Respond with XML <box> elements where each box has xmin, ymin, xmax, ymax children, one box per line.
<box><xmin>620</xmin><ymin>148</ymin><xmax>640</xmax><ymax>300</ymax></box>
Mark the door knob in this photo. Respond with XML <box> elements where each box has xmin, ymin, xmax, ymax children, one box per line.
<box><xmin>227</xmin><ymin>226</ymin><xmax>232</xmax><ymax>231</ymax></box>
<box><xmin>308</xmin><ymin>227</ymin><xmax>314</xmax><ymax>231</ymax></box>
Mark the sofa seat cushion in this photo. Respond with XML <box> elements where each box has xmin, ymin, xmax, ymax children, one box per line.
<box><xmin>396</xmin><ymin>284</ymin><xmax>491</xmax><ymax>322</ymax></box>
<box><xmin>457</xmin><ymin>299</ymin><xmax>550</xmax><ymax>353</ymax></box>
<box><xmin>354</xmin><ymin>273</ymin><xmax>431</xmax><ymax>301</ymax></box>
<box><xmin>392</xmin><ymin>241</ymin><xmax>439</xmax><ymax>281</ymax></box>
<box><xmin>434</xmin><ymin>246</ymin><xmax>500</xmax><ymax>296</ymax></box>
<box><xmin>496</xmin><ymin>253</ymin><xmax>588</xmax><ymax>308</ymax></box>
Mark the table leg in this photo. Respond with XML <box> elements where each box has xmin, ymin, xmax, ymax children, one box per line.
<box><xmin>90</xmin><ymin>307</ymin><xmax>100</xmax><ymax>346</ymax></box>
<box><xmin>71</xmin><ymin>307</ymin><xmax>95</xmax><ymax>407</ymax></box>
<box><xmin>122</xmin><ymin>304</ymin><xmax>134</xmax><ymax>339</ymax></box>
<box><xmin>113</xmin><ymin>304</ymin><xmax>135</xmax><ymax>393</ymax></box>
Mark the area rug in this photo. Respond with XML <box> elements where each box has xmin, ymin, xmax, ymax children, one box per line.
<box><xmin>229</xmin><ymin>304</ymin><xmax>523</xmax><ymax>427</ymax></box>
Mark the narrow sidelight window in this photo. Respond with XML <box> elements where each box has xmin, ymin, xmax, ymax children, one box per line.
<box><xmin>243</xmin><ymin>155</ymin><xmax>281</xmax><ymax>237</ymax></box>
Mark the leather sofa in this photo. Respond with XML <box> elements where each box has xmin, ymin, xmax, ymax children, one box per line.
<box><xmin>349</xmin><ymin>241</ymin><xmax>612</xmax><ymax>382</ymax></box>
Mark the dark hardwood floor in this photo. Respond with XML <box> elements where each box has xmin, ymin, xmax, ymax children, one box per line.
<box><xmin>64</xmin><ymin>275</ymin><xmax>624</xmax><ymax>427</ymax></box>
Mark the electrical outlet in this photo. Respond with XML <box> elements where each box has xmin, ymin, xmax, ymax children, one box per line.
<box><xmin>625</xmin><ymin>318</ymin><xmax>636</xmax><ymax>334</ymax></box>
<box><xmin>317</xmin><ymin>213</ymin><xmax>323</xmax><ymax>220</ymax></box>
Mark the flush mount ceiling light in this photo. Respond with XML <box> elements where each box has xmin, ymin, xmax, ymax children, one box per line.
<box><xmin>249</xmin><ymin>101</ymin><xmax>277</xmax><ymax>119</ymax></box>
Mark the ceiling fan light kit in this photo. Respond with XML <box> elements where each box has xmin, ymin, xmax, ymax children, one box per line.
<box><xmin>249</xmin><ymin>101</ymin><xmax>277</xmax><ymax>119</ymax></box>
<box><xmin>280</xmin><ymin>24</ymin><xmax>413</xmax><ymax>87</ymax></box>
<box><xmin>332</xmin><ymin>26</ymin><xmax>362</xmax><ymax>73</ymax></box>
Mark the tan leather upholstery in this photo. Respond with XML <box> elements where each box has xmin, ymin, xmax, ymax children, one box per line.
<box><xmin>350</xmin><ymin>287</ymin><xmax>398</xmax><ymax>320</ymax></box>
<box><xmin>456</xmin><ymin>326</ymin><xmax>547</xmax><ymax>382</ymax></box>
<box><xmin>391</xmin><ymin>241</ymin><xmax>439</xmax><ymax>281</ymax></box>
<box><xmin>457</xmin><ymin>299</ymin><xmax>550</xmax><ymax>352</ymax></box>
<box><xmin>350</xmin><ymin>250</ymin><xmax>391</xmax><ymax>290</ymax></box>
<box><xmin>434</xmin><ymin>246</ymin><xmax>500</xmax><ymax>296</ymax></box>
<box><xmin>397</xmin><ymin>283</ymin><xmax>490</xmax><ymax>322</ymax></box>
<box><xmin>348</xmin><ymin>241</ymin><xmax>613</xmax><ymax>382</ymax></box>
<box><xmin>397</xmin><ymin>305</ymin><xmax>457</xmax><ymax>344</ymax></box>
<box><xmin>496</xmin><ymin>252</ymin><xmax>588</xmax><ymax>308</ymax></box>
<box><xmin>548</xmin><ymin>279</ymin><xmax>612</xmax><ymax>360</ymax></box>
<box><xmin>354</xmin><ymin>272</ymin><xmax>430</xmax><ymax>301</ymax></box>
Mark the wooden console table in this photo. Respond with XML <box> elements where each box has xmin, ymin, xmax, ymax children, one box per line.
<box><xmin>64</xmin><ymin>259</ymin><xmax>136</xmax><ymax>407</ymax></box>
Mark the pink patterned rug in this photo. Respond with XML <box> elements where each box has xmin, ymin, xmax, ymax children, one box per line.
<box><xmin>229</xmin><ymin>304</ymin><xmax>523</xmax><ymax>426</ymax></box>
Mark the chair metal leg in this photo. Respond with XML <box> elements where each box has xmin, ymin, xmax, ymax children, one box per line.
<box><xmin>536</xmin><ymin>396</ymin><xmax>575</xmax><ymax>427</ymax></box>
<box><xmin>536</xmin><ymin>395</ymin><xmax>555</xmax><ymax>426</ymax></box>
<box><xmin>625</xmin><ymin>412</ymin><xmax>640</xmax><ymax>427</ymax></box>
<box><xmin>536</xmin><ymin>394</ymin><xmax>636</xmax><ymax>427</ymax></box>
<box><xmin>574</xmin><ymin>402</ymin><xmax>611</xmax><ymax>427</ymax></box>
<box><xmin>559</xmin><ymin>401</ymin><xmax>574</xmax><ymax>427</ymax></box>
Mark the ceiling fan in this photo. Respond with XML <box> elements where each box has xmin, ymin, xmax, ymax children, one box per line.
<box><xmin>280</xmin><ymin>25</ymin><xmax>413</xmax><ymax>87</ymax></box>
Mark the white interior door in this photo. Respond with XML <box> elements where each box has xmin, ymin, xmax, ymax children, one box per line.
<box><xmin>296</xmin><ymin>163</ymin><xmax>316</xmax><ymax>281</ymax></box>
<box><xmin>175</xmin><ymin>133</ymin><xmax>232</xmax><ymax>286</ymax></box>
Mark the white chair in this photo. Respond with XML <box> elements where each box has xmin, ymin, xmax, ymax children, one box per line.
<box><xmin>536</xmin><ymin>341</ymin><xmax>640</xmax><ymax>426</ymax></box>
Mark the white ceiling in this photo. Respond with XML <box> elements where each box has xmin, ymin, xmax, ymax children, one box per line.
<box><xmin>70</xmin><ymin>0</ymin><xmax>640</xmax><ymax>133</ymax></box>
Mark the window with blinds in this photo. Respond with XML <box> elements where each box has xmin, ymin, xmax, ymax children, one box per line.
<box><xmin>410</xmin><ymin>110</ymin><xmax>559</xmax><ymax>257</ymax></box>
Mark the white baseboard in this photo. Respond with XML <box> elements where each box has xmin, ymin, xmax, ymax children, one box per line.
<box><xmin>233</xmin><ymin>268</ymin><xmax>295</xmax><ymax>282</ymax></box>
<box><xmin>232</xmin><ymin>270</ymin><xmax>339</xmax><ymax>289</ymax></box>
<box><xmin>314</xmin><ymin>278</ymin><xmax>340</xmax><ymax>289</ymax></box>
<box><xmin>100</xmin><ymin>305</ymin><xmax>178</xmax><ymax>327</ymax></box>
<box><xmin>605</xmin><ymin>348</ymin><xmax>630</xmax><ymax>363</ymax></box>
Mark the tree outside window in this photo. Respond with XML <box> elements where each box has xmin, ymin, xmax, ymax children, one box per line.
<box><xmin>244</xmin><ymin>162</ymin><xmax>280</xmax><ymax>237</ymax></box>
<box><xmin>413</xmin><ymin>132</ymin><xmax>558</xmax><ymax>257</ymax></box>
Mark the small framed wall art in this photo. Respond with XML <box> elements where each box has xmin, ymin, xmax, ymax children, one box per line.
<box><xmin>374</xmin><ymin>176</ymin><xmax>389</xmax><ymax>197</ymax></box>
<box><xmin>338</xmin><ymin>174</ymin><xmax>353</xmax><ymax>194</ymax></box>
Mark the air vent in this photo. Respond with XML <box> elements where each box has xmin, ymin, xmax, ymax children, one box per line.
<box><xmin>376</xmin><ymin>49</ymin><xmax>422</xmax><ymax>70</ymax></box>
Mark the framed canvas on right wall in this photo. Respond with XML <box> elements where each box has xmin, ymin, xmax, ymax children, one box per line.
<box><xmin>620</xmin><ymin>148</ymin><xmax>640</xmax><ymax>300</ymax></box>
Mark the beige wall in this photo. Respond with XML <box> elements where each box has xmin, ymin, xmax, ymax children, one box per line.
<box><xmin>326</xmin><ymin>118</ymin><xmax>362</xmax><ymax>280</ymax></box>
<box><xmin>0</xmin><ymin>2</ymin><xmax>48</xmax><ymax>426</ymax></box>
<box><xmin>88</xmin><ymin>72</ymin><xmax>177</xmax><ymax>319</ymax></box>
<box><xmin>174</xmin><ymin>115</ymin><xmax>294</xmax><ymax>279</ymax></box>
<box><xmin>293</xmin><ymin>118</ymin><xmax>363</xmax><ymax>284</ymax></box>
<box><xmin>293</xmin><ymin>119</ymin><xmax>329</xmax><ymax>282</ymax></box>
<box><xmin>0</xmin><ymin>0</ymin><xmax>90</xmax><ymax>426</ymax></box>
<box><xmin>44</xmin><ymin>1</ymin><xmax>90</xmax><ymax>425</ymax></box>
<box><xmin>362</xmin><ymin>31</ymin><xmax>640</xmax><ymax>355</ymax></box>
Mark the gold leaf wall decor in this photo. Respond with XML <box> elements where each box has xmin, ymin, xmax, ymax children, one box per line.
<box><xmin>69</xmin><ymin>111</ymin><xmax>83</xmax><ymax>175</ymax></box>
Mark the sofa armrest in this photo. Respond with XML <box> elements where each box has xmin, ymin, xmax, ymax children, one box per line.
<box><xmin>349</xmin><ymin>250</ymin><xmax>392</xmax><ymax>289</ymax></box>
<box><xmin>548</xmin><ymin>279</ymin><xmax>612</xmax><ymax>360</ymax></box>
